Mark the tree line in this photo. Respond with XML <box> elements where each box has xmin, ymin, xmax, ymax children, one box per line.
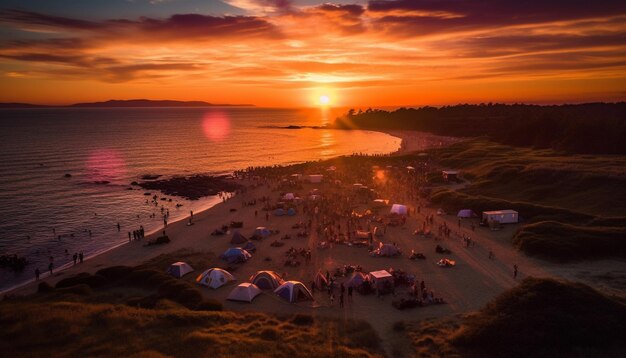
<box><xmin>333</xmin><ymin>103</ymin><xmax>626</xmax><ymax>154</ymax></box>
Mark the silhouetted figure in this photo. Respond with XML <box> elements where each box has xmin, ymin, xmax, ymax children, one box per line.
<box><xmin>48</xmin><ymin>262</ymin><xmax>53</xmax><ymax>275</ymax></box>
<box><xmin>79</xmin><ymin>252</ymin><xmax>84</xmax><ymax>263</ymax></box>
<box><xmin>117</xmin><ymin>223</ymin><xmax>120</xmax><ymax>232</ymax></box>
<box><xmin>73</xmin><ymin>253</ymin><xmax>77</xmax><ymax>265</ymax></box>
<box><xmin>513</xmin><ymin>264</ymin><xmax>518</xmax><ymax>279</ymax></box>
<box><xmin>35</xmin><ymin>267</ymin><xmax>40</xmax><ymax>280</ymax></box>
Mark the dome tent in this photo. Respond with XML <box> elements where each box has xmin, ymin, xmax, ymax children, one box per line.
<box><xmin>166</xmin><ymin>262</ymin><xmax>194</xmax><ymax>278</ymax></box>
<box><xmin>227</xmin><ymin>282</ymin><xmax>262</xmax><ymax>302</ymax></box>
<box><xmin>196</xmin><ymin>268</ymin><xmax>235</xmax><ymax>289</ymax></box>
<box><xmin>220</xmin><ymin>247</ymin><xmax>252</xmax><ymax>264</ymax></box>
<box><xmin>231</xmin><ymin>230</ymin><xmax>248</xmax><ymax>244</ymax></box>
<box><xmin>250</xmin><ymin>270</ymin><xmax>284</xmax><ymax>290</ymax></box>
<box><xmin>274</xmin><ymin>281</ymin><xmax>314</xmax><ymax>303</ymax></box>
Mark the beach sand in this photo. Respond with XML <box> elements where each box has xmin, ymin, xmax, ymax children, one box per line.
<box><xmin>8</xmin><ymin>129</ymin><xmax>623</xmax><ymax>355</ymax></box>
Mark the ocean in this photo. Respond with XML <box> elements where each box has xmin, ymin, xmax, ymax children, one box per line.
<box><xmin>0</xmin><ymin>107</ymin><xmax>400</xmax><ymax>291</ymax></box>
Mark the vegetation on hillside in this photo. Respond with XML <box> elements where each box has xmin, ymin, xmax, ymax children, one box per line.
<box><xmin>452</xmin><ymin>277</ymin><xmax>626</xmax><ymax>357</ymax></box>
<box><xmin>0</xmin><ymin>258</ymin><xmax>383</xmax><ymax>358</ymax></box>
<box><xmin>426</xmin><ymin>139</ymin><xmax>626</xmax><ymax>261</ymax></box>
<box><xmin>404</xmin><ymin>278</ymin><xmax>626</xmax><ymax>358</ymax></box>
<box><xmin>334</xmin><ymin>103</ymin><xmax>626</xmax><ymax>154</ymax></box>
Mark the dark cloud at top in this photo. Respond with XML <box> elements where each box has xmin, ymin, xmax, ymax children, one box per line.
<box><xmin>0</xmin><ymin>9</ymin><xmax>281</xmax><ymax>41</ymax></box>
<box><xmin>367</xmin><ymin>0</ymin><xmax>626</xmax><ymax>35</ymax></box>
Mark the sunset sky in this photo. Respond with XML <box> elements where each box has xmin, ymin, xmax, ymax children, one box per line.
<box><xmin>1</xmin><ymin>0</ymin><xmax>625</xmax><ymax>107</ymax></box>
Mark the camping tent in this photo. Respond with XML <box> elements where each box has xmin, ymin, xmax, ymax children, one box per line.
<box><xmin>250</xmin><ymin>271</ymin><xmax>284</xmax><ymax>290</ymax></box>
<box><xmin>457</xmin><ymin>209</ymin><xmax>477</xmax><ymax>218</ymax></box>
<box><xmin>196</xmin><ymin>268</ymin><xmax>235</xmax><ymax>289</ymax></box>
<box><xmin>254</xmin><ymin>227</ymin><xmax>271</xmax><ymax>238</ymax></box>
<box><xmin>274</xmin><ymin>281</ymin><xmax>314</xmax><ymax>303</ymax></box>
<box><xmin>274</xmin><ymin>208</ymin><xmax>286</xmax><ymax>216</ymax></box>
<box><xmin>221</xmin><ymin>247</ymin><xmax>252</xmax><ymax>264</ymax></box>
<box><xmin>167</xmin><ymin>262</ymin><xmax>194</xmax><ymax>278</ymax></box>
<box><xmin>227</xmin><ymin>283</ymin><xmax>262</xmax><ymax>302</ymax></box>
<box><xmin>344</xmin><ymin>272</ymin><xmax>367</xmax><ymax>288</ymax></box>
<box><xmin>368</xmin><ymin>270</ymin><xmax>393</xmax><ymax>290</ymax></box>
<box><xmin>374</xmin><ymin>243</ymin><xmax>400</xmax><ymax>257</ymax></box>
<box><xmin>283</xmin><ymin>193</ymin><xmax>295</xmax><ymax>200</ymax></box>
<box><xmin>308</xmin><ymin>174</ymin><xmax>323</xmax><ymax>183</ymax></box>
<box><xmin>482</xmin><ymin>210</ymin><xmax>519</xmax><ymax>224</ymax></box>
<box><xmin>243</xmin><ymin>241</ymin><xmax>256</xmax><ymax>253</ymax></box>
<box><xmin>390</xmin><ymin>204</ymin><xmax>408</xmax><ymax>215</ymax></box>
<box><xmin>231</xmin><ymin>231</ymin><xmax>248</xmax><ymax>244</ymax></box>
<box><xmin>287</xmin><ymin>208</ymin><xmax>296</xmax><ymax>216</ymax></box>
<box><xmin>313</xmin><ymin>271</ymin><xmax>328</xmax><ymax>289</ymax></box>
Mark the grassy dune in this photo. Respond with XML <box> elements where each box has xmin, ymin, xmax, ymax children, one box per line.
<box><xmin>405</xmin><ymin>278</ymin><xmax>626</xmax><ymax>358</ymax></box>
<box><xmin>452</xmin><ymin>277</ymin><xmax>626</xmax><ymax>357</ymax></box>
<box><xmin>1</xmin><ymin>262</ymin><xmax>383</xmax><ymax>358</ymax></box>
<box><xmin>0</xmin><ymin>301</ymin><xmax>381</xmax><ymax>358</ymax></box>
<box><xmin>428</xmin><ymin>139</ymin><xmax>626</xmax><ymax>261</ymax></box>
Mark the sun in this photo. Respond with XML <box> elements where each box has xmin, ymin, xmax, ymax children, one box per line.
<box><xmin>319</xmin><ymin>95</ymin><xmax>330</xmax><ymax>106</ymax></box>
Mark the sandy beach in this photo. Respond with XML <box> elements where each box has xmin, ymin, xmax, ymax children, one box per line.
<box><xmin>8</xmin><ymin>129</ymin><xmax>624</xmax><ymax>355</ymax></box>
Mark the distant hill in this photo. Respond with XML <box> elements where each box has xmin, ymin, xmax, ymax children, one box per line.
<box><xmin>0</xmin><ymin>102</ymin><xmax>52</xmax><ymax>108</ymax></box>
<box><xmin>0</xmin><ymin>99</ymin><xmax>253</xmax><ymax>108</ymax></box>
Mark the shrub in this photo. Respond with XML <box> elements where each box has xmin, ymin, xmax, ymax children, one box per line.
<box><xmin>56</xmin><ymin>284</ymin><xmax>92</xmax><ymax>296</ymax></box>
<box><xmin>37</xmin><ymin>282</ymin><xmax>54</xmax><ymax>293</ymax></box>
<box><xmin>56</xmin><ymin>273</ymin><xmax>107</xmax><ymax>289</ymax></box>
<box><xmin>195</xmin><ymin>299</ymin><xmax>223</xmax><ymax>311</ymax></box>
<box><xmin>96</xmin><ymin>266</ymin><xmax>133</xmax><ymax>281</ymax></box>
<box><xmin>259</xmin><ymin>327</ymin><xmax>280</xmax><ymax>341</ymax></box>
<box><xmin>291</xmin><ymin>314</ymin><xmax>314</xmax><ymax>326</ymax></box>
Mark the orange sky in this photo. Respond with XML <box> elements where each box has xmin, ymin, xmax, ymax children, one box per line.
<box><xmin>1</xmin><ymin>1</ymin><xmax>625</xmax><ymax>107</ymax></box>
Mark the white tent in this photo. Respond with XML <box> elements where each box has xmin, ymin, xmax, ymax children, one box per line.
<box><xmin>390</xmin><ymin>204</ymin><xmax>408</xmax><ymax>215</ymax></box>
<box><xmin>227</xmin><ymin>283</ymin><xmax>262</xmax><ymax>302</ymax></box>
<box><xmin>482</xmin><ymin>210</ymin><xmax>518</xmax><ymax>224</ymax></box>
<box><xmin>167</xmin><ymin>262</ymin><xmax>194</xmax><ymax>278</ymax></box>
<box><xmin>308</xmin><ymin>174</ymin><xmax>323</xmax><ymax>183</ymax></box>
<box><xmin>283</xmin><ymin>193</ymin><xmax>295</xmax><ymax>200</ymax></box>
<box><xmin>274</xmin><ymin>281</ymin><xmax>314</xmax><ymax>303</ymax></box>
<box><xmin>196</xmin><ymin>268</ymin><xmax>235</xmax><ymax>289</ymax></box>
<box><xmin>457</xmin><ymin>209</ymin><xmax>477</xmax><ymax>218</ymax></box>
<box><xmin>250</xmin><ymin>270</ymin><xmax>284</xmax><ymax>290</ymax></box>
<box><xmin>368</xmin><ymin>270</ymin><xmax>393</xmax><ymax>290</ymax></box>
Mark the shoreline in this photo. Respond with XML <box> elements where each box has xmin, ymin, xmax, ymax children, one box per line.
<box><xmin>3</xmin><ymin>129</ymin><xmax>455</xmax><ymax>296</ymax></box>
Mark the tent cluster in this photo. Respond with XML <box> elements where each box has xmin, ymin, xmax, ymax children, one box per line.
<box><xmin>166</xmin><ymin>264</ymin><xmax>314</xmax><ymax>304</ymax></box>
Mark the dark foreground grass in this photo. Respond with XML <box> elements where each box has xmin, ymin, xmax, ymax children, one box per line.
<box><xmin>0</xmin><ymin>301</ymin><xmax>382</xmax><ymax>358</ymax></box>
<box><xmin>1</xmin><ymin>260</ymin><xmax>383</xmax><ymax>358</ymax></box>
<box><xmin>405</xmin><ymin>278</ymin><xmax>626</xmax><ymax>358</ymax></box>
<box><xmin>427</xmin><ymin>139</ymin><xmax>626</xmax><ymax>261</ymax></box>
<box><xmin>452</xmin><ymin>277</ymin><xmax>626</xmax><ymax>358</ymax></box>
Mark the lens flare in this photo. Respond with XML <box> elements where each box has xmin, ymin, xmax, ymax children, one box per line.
<box><xmin>202</xmin><ymin>111</ymin><xmax>231</xmax><ymax>142</ymax></box>
<box><xmin>86</xmin><ymin>149</ymin><xmax>126</xmax><ymax>182</ymax></box>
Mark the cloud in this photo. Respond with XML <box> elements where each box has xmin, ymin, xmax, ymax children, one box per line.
<box><xmin>0</xmin><ymin>9</ymin><xmax>281</xmax><ymax>41</ymax></box>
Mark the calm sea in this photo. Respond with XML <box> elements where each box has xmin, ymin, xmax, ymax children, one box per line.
<box><xmin>0</xmin><ymin>107</ymin><xmax>400</xmax><ymax>291</ymax></box>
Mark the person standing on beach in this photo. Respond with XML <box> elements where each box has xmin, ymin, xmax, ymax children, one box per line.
<box><xmin>348</xmin><ymin>286</ymin><xmax>353</xmax><ymax>300</ymax></box>
<box><xmin>339</xmin><ymin>293</ymin><xmax>344</xmax><ymax>308</ymax></box>
<box><xmin>190</xmin><ymin>210</ymin><xmax>193</xmax><ymax>219</ymax></box>
<box><xmin>117</xmin><ymin>223</ymin><xmax>120</xmax><ymax>232</ymax></box>
<box><xmin>79</xmin><ymin>252</ymin><xmax>84</xmax><ymax>263</ymax></box>
<box><xmin>513</xmin><ymin>264</ymin><xmax>518</xmax><ymax>279</ymax></box>
<box><xmin>35</xmin><ymin>267</ymin><xmax>40</xmax><ymax>280</ymax></box>
<box><xmin>73</xmin><ymin>252</ymin><xmax>77</xmax><ymax>265</ymax></box>
<box><xmin>48</xmin><ymin>262</ymin><xmax>53</xmax><ymax>275</ymax></box>
<box><xmin>128</xmin><ymin>232</ymin><xmax>131</xmax><ymax>242</ymax></box>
